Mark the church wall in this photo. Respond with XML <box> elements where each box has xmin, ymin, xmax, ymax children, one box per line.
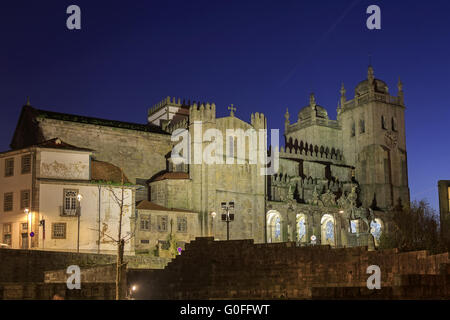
<box><xmin>36</xmin><ymin>118</ymin><xmax>172</xmax><ymax>185</ymax></box>
<box><xmin>286</xmin><ymin>124</ymin><xmax>342</xmax><ymax>153</ymax></box>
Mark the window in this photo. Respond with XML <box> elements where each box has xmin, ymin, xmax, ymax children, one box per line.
<box><xmin>4</xmin><ymin>193</ymin><xmax>13</xmax><ymax>212</ymax></box>
<box><xmin>63</xmin><ymin>189</ymin><xmax>78</xmax><ymax>215</ymax></box>
<box><xmin>140</xmin><ymin>240</ymin><xmax>150</xmax><ymax>244</ymax></box>
<box><xmin>392</xmin><ymin>117</ymin><xmax>397</xmax><ymax>132</ymax></box>
<box><xmin>21</xmin><ymin>223</ymin><xmax>28</xmax><ymax>232</ymax></box>
<box><xmin>140</xmin><ymin>215</ymin><xmax>150</xmax><ymax>231</ymax></box>
<box><xmin>350</xmin><ymin>220</ymin><xmax>358</xmax><ymax>233</ymax></box>
<box><xmin>228</xmin><ymin>136</ymin><xmax>234</xmax><ymax>157</ymax></box>
<box><xmin>21</xmin><ymin>155</ymin><xmax>31</xmax><ymax>174</ymax></box>
<box><xmin>52</xmin><ymin>223</ymin><xmax>66</xmax><ymax>239</ymax></box>
<box><xmin>157</xmin><ymin>216</ymin><xmax>168</xmax><ymax>232</ymax></box>
<box><xmin>4</xmin><ymin>158</ymin><xmax>14</xmax><ymax>177</ymax></box>
<box><xmin>3</xmin><ymin>234</ymin><xmax>11</xmax><ymax>246</ymax></box>
<box><xmin>177</xmin><ymin>217</ymin><xmax>187</xmax><ymax>233</ymax></box>
<box><xmin>274</xmin><ymin>217</ymin><xmax>281</xmax><ymax>240</ymax></box>
<box><xmin>360</xmin><ymin>119</ymin><xmax>365</xmax><ymax>134</ymax></box>
<box><xmin>20</xmin><ymin>190</ymin><xmax>30</xmax><ymax>210</ymax></box>
<box><xmin>297</xmin><ymin>216</ymin><xmax>306</xmax><ymax>242</ymax></box>
<box><xmin>3</xmin><ymin>223</ymin><xmax>12</xmax><ymax>233</ymax></box>
<box><xmin>351</xmin><ymin>122</ymin><xmax>355</xmax><ymax>137</ymax></box>
<box><xmin>381</xmin><ymin>116</ymin><xmax>387</xmax><ymax>130</ymax></box>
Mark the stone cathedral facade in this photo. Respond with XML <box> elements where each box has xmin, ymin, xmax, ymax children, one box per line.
<box><xmin>9</xmin><ymin>66</ymin><xmax>409</xmax><ymax>251</ymax></box>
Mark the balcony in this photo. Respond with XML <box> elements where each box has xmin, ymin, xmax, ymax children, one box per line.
<box><xmin>59</xmin><ymin>206</ymin><xmax>81</xmax><ymax>217</ymax></box>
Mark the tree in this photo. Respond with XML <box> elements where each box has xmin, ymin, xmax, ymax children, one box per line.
<box><xmin>379</xmin><ymin>200</ymin><xmax>446</xmax><ymax>254</ymax></box>
<box><xmin>100</xmin><ymin>167</ymin><xmax>136</xmax><ymax>300</ymax></box>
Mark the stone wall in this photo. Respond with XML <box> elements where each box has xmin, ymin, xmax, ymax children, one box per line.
<box><xmin>37</xmin><ymin>118</ymin><xmax>172</xmax><ymax>188</ymax></box>
<box><xmin>133</xmin><ymin>237</ymin><xmax>450</xmax><ymax>300</ymax></box>
<box><xmin>0</xmin><ymin>248</ymin><xmax>170</xmax><ymax>283</ymax></box>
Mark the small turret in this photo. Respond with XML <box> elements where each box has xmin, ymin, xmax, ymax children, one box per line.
<box><xmin>310</xmin><ymin>93</ymin><xmax>316</xmax><ymax>109</ymax></box>
<box><xmin>284</xmin><ymin>108</ymin><xmax>290</xmax><ymax>132</ymax></box>
<box><xmin>398</xmin><ymin>77</ymin><xmax>404</xmax><ymax>105</ymax></box>
<box><xmin>340</xmin><ymin>83</ymin><xmax>346</xmax><ymax>107</ymax></box>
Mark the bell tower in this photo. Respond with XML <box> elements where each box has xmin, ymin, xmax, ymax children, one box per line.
<box><xmin>339</xmin><ymin>66</ymin><xmax>410</xmax><ymax>210</ymax></box>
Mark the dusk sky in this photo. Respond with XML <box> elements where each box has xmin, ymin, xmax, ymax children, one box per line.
<box><xmin>0</xmin><ymin>0</ymin><xmax>449</xmax><ymax>210</ymax></box>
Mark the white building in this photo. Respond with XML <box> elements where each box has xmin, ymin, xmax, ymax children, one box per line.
<box><xmin>0</xmin><ymin>138</ymin><xmax>136</xmax><ymax>255</ymax></box>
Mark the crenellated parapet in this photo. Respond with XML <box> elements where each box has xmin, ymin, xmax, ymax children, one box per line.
<box><xmin>277</xmin><ymin>142</ymin><xmax>344</xmax><ymax>163</ymax></box>
<box><xmin>148</xmin><ymin>96</ymin><xmax>191</xmax><ymax>117</ymax></box>
<box><xmin>250</xmin><ymin>112</ymin><xmax>267</xmax><ymax>130</ymax></box>
<box><xmin>189</xmin><ymin>102</ymin><xmax>216</xmax><ymax>123</ymax></box>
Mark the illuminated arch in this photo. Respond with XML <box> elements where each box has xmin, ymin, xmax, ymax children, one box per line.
<box><xmin>370</xmin><ymin>218</ymin><xmax>383</xmax><ymax>247</ymax></box>
<box><xmin>296</xmin><ymin>214</ymin><xmax>307</xmax><ymax>243</ymax></box>
<box><xmin>321</xmin><ymin>214</ymin><xmax>335</xmax><ymax>246</ymax></box>
<box><xmin>267</xmin><ymin>210</ymin><xmax>283</xmax><ymax>243</ymax></box>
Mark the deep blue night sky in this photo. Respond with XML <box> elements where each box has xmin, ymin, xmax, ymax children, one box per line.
<box><xmin>0</xmin><ymin>0</ymin><xmax>449</xmax><ymax>210</ymax></box>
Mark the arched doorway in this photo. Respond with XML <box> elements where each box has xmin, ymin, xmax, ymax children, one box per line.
<box><xmin>267</xmin><ymin>210</ymin><xmax>283</xmax><ymax>243</ymax></box>
<box><xmin>321</xmin><ymin>214</ymin><xmax>335</xmax><ymax>246</ymax></box>
<box><xmin>370</xmin><ymin>218</ymin><xmax>383</xmax><ymax>247</ymax></box>
<box><xmin>296</xmin><ymin>214</ymin><xmax>307</xmax><ymax>243</ymax></box>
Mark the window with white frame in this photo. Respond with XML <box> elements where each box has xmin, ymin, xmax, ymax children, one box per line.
<box><xmin>20</xmin><ymin>190</ymin><xmax>30</xmax><ymax>210</ymax></box>
<box><xmin>140</xmin><ymin>215</ymin><xmax>150</xmax><ymax>231</ymax></box>
<box><xmin>4</xmin><ymin>193</ymin><xmax>13</xmax><ymax>212</ymax></box>
<box><xmin>157</xmin><ymin>215</ymin><xmax>168</xmax><ymax>232</ymax></box>
<box><xmin>3</xmin><ymin>224</ymin><xmax>12</xmax><ymax>246</ymax></box>
<box><xmin>21</xmin><ymin>155</ymin><xmax>31</xmax><ymax>174</ymax></box>
<box><xmin>4</xmin><ymin>158</ymin><xmax>14</xmax><ymax>177</ymax></box>
<box><xmin>177</xmin><ymin>216</ymin><xmax>187</xmax><ymax>233</ymax></box>
<box><xmin>63</xmin><ymin>189</ymin><xmax>78</xmax><ymax>215</ymax></box>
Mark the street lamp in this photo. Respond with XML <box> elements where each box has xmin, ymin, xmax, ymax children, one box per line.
<box><xmin>77</xmin><ymin>194</ymin><xmax>82</xmax><ymax>253</ymax></box>
<box><xmin>220</xmin><ymin>202</ymin><xmax>235</xmax><ymax>241</ymax></box>
<box><xmin>210</xmin><ymin>212</ymin><xmax>216</xmax><ymax>237</ymax></box>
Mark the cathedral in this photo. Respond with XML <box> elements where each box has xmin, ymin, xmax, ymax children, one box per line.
<box><xmin>7</xmin><ymin>66</ymin><xmax>410</xmax><ymax>252</ymax></box>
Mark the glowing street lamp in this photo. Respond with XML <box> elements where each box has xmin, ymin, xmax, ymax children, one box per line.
<box><xmin>210</xmin><ymin>212</ymin><xmax>217</xmax><ymax>236</ymax></box>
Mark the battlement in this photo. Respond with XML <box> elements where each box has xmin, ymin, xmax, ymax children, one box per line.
<box><xmin>189</xmin><ymin>102</ymin><xmax>216</xmax><ymax>122</ymax></box>
<box><xmin>148</xmin><ymin>96</ymin><xmax>191</xmax><ymax>116</ymax></box>
<box><xmin>277</xmin><ymin>142</ymin><xmax>344</xmax><ymax>163</ymax></box>
<box><xmin>250</xmin><ymin>112</ymin><xmax>267</xmax><ymax>129</ymax></box>
<box><xmin>342</xmin><ymin>92</ymin><xmax>403</xmax><ymax>111</ymax></box>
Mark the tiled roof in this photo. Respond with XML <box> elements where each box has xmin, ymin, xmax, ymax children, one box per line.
<box><xmin>37</xmin><ymin>138</ymin><xmax>94</xmax><ymax>152</ymax></box>
<box><xmin>91</xmin><ymin>160</ymin><xmax>130</xmax><ymax>184</ymax></box>
<box><xmin>150</xmin><ymin>172</ymin><xmax>190</xmax><ymax>182</ymax></box>
<box><xmin>136</xmin><ymin>200</ymin><xmax>193</xmax><ymax>213</ymax></box>
<box><xmin>34</xmin><ymin>106</ymin><xmax>169</xmax><ymax>135</ymax></box>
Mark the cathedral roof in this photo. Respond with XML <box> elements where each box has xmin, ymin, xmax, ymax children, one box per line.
<box><xmin>298</xmin><ymin>104</ymin><xmax>329</xmax><ymax>121</ymax></box>
<box><xmin>355</xmin><ymin>78</ymin><xmax>389</xmax><ymax>95</ymax></box>
<box><xmin>149</xmin><ymin>171</ymin><xmax>190</xmax><ymax>182</ymax></box>
<box><xmin>136</xmin><ymin>200</ymin><xmax>193</xmax><ymax>213</ymax></box>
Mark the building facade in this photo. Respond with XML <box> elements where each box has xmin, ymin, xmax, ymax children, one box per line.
<box><xmin>7</xmin><ymin>66</ymin><xmax>410</xmax><ymax>250</ymax></box>
<box><xmin>0</xmin><ymin>138</ymin><xmax>135</xmax><ymax>254</ymax></box>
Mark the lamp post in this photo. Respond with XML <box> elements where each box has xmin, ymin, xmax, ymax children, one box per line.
<box><xmin>221</xmin><ymin>202</ymin><xmax>235</xmax><ymax>241</ymax></box>
<box><xmin>24</xmin><ymin>208</ymin><xmax>30</xmax><ymax>249</ymax></box>
<box><xmin>77</xmin><ymin>194</ymin><xmax>82</xmax><ymax>253</ymax></box>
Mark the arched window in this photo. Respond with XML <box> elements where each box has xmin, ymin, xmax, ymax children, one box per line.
<box><xmin>321</xmin><ymin>214</ymin><xmax>335</xmax><ymax>245</ymax></box>
<box><xmin>267</xmin><ymin>210</ymin><xmax>283</xmax><ymax>243</ymax></box>
<box><xmin>370</xmin><ymin>219</ymin><xmax>383</xmax><ymax>246</ymax></box>
<box><xmin>360</xmin><ymin>119</ymin><xmax>365</xmax><ymax>134</ymax></box>
<box><xmin>351</xmin><ymin>121</ymin><xmax>355</xmax><ymax>137</ymax></box>
<box><xmin>392</xmin><ymin>117</ymin><xmax>397</xmax><ymax>132</ymax></box>
<box><xmin>381</xmin><ymin>115</ymin><xmax>387</xmax><ymax>130</ymax></box>
<box><xmin>296</xmin><ymin>214</ymin><xmax>307</xmax><ymax>243</ymax></box>
<box><xmin>275</xmin><ymin>217</ymin><xmax>281</xmax><ymax>241</ymax></box>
